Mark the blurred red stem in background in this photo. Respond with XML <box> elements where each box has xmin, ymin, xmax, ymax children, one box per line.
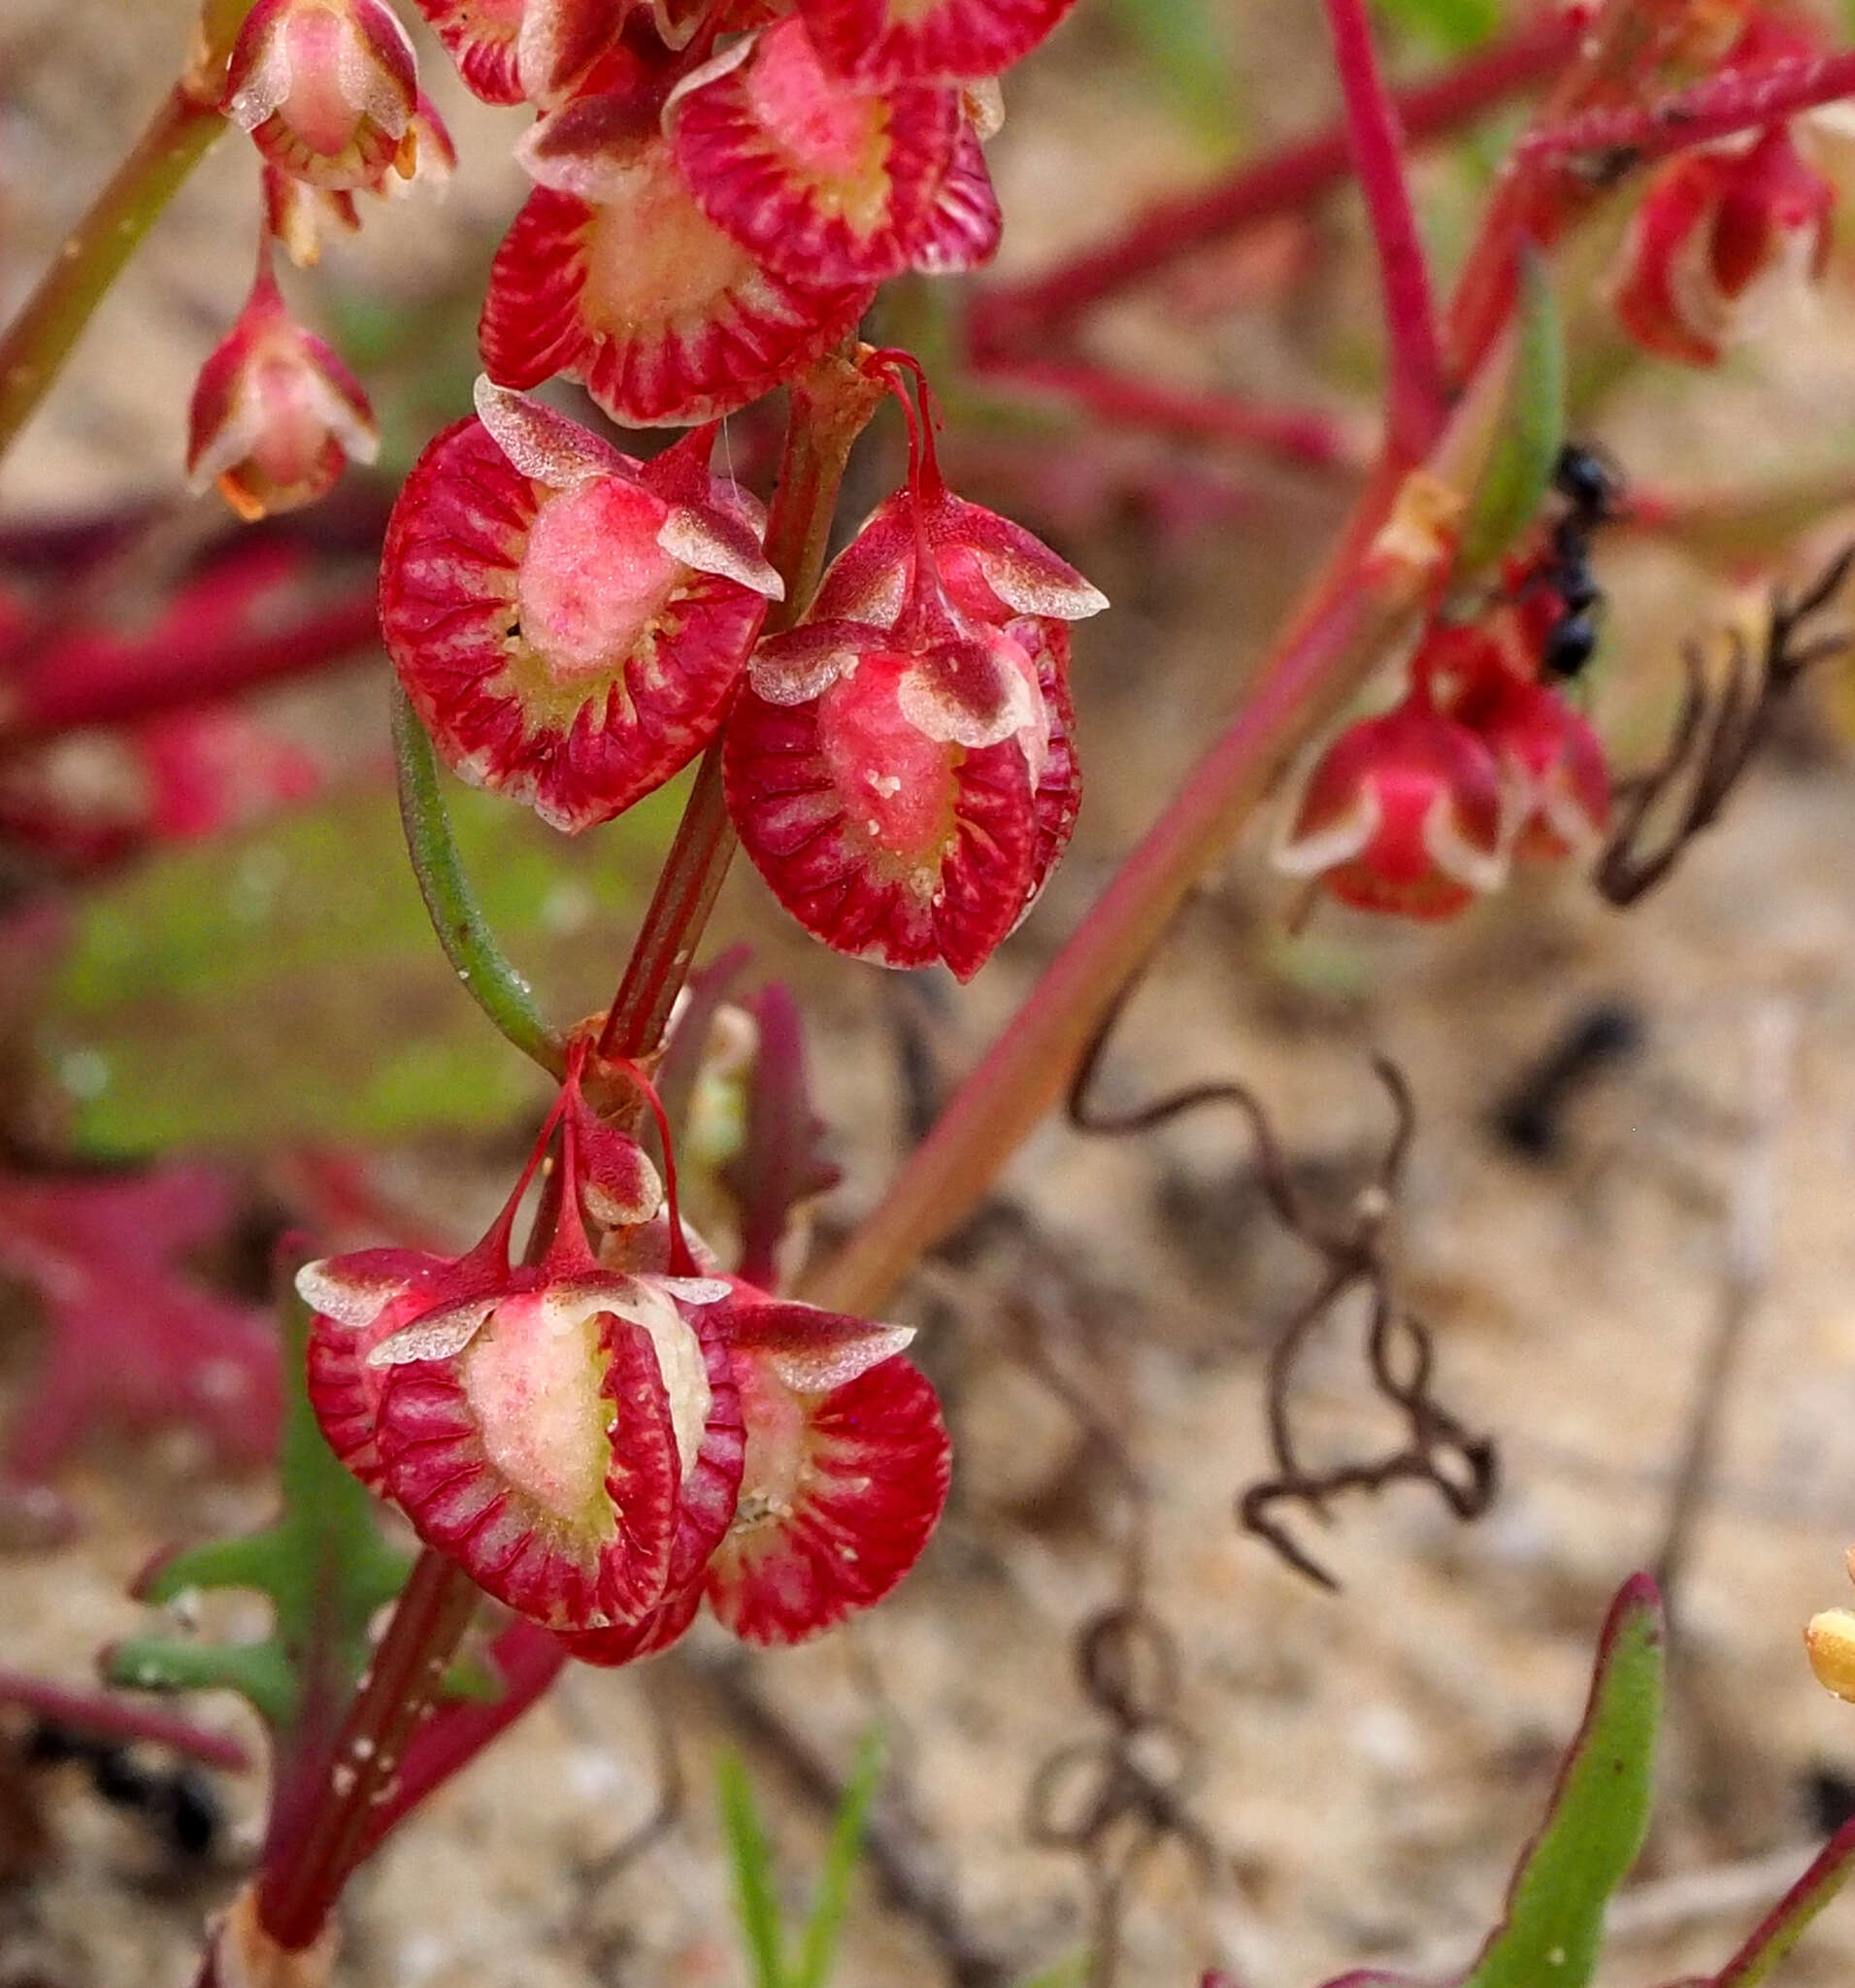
<box><xmin>970</xmin><ymin>12</ymin><xmax>1576</xmax><ymax>351</ymax></box>
<box><xmin>969</xmin><ymin>355</ymin><xmax>1368</xmax><ymax>471</ymax></box>
<box><xmin>1519</xmin><ymin>47</ymin><xmax>1855</xmax><ymax>169</ymax></box>
<box><xmin>0</xmin><ymin>1670</ymin><xmax>249</xmax><ymax>1773</ymax></box>
<box><xmin>0</xmin><ymin>589</ymin><xmax>380</xmax><ymax>750</ymax></box>
<box><xmin>1443</xmin><ymin>0</ymin><xmax>1718</xmax><ymax>381</ymax></box>
<box><xmin>1318</xmin><ymin>0</ymin><xmax>1447</xmax><ymax>460</ymax></box>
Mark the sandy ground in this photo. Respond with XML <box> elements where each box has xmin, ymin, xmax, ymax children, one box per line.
<box><xmin>6</xmin><ymin>4</ymin><xmax>1855</xmax><ymax>1986</ymax></box>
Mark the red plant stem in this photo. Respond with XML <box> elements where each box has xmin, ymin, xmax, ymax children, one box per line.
<box><xmin>970</xmin><ymin>12</ymin><xmax>1576</xmax><ymax>352</ymax></box>
<box><xmin>256</xmin><ymin>1549</ymin><xmax>481</xmax><ymax>1949</ymax></box>
<box><xmin>1319</xmin><ymin>0</ymin><xmax>1447</xmax><ymax>461</ymax></box>
<box><xmin>356</xmin><ymin>1623</ymin><xmax>567</xmax><ymax>1853</ymax></box>
<box><xmin>971</xmin><ymin>354</ymin><xmax>1367</xmax><ymax>470</ymax></box>
<box><xmin>1519</xmin><ymin>48</ymin><xmax>1855</xmax><ymax>171</ymax></box>
<box><xmin>0</xmin><ymin>1670</ymin><xmax>248</xmax><ymax>1772</ymax></box>
<box><xmin>597</xmin><ymin>743</ymin><xmax>738</xmax><ymax>1065</ymax></box>
<box><xmin>0</xmin><ymin>590</ymin><xmax>381</xmax><ymax>748</ymax></box>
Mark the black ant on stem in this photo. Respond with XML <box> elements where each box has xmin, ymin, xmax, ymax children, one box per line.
<box><xmin>1526</xmin><ymin>443</ymin><xmax>1627</xmax><ymax>681</ymax></box>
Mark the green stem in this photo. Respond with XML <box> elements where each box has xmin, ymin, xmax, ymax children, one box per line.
<box><xmin>0</xmin><ymin>0</ymin><xmax>265</xmax><ymax>471</ymax></box>
<box><xmin>392</xmin><ymin>682</ymin><xmax>568</xmax><ymax>1077</ymax></box>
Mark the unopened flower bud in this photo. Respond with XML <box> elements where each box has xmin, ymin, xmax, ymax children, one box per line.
<box><xmin>186</xmin><ymin>260</ymin><xmax>378</xmax><ymax>520</ymax></box>
<box><xmin>224</xmin><ymin>0</ymin><xmax>421</xmax><ymax>192</ymax></box>
<box><xmin>1807</xmin><ymin>1607</ymin><xmax>1855</xmax><ymax>1705</ymax></box>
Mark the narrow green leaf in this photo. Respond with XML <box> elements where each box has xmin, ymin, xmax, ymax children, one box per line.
<box><xmin>1374</xmin><ymin>0</ymin><xmax>1502</xmax><ymax>53</ymax></box>
<box><xmin>109</xmin><ymin>1276</ymin><xmax>411</xmax><ymax>1733</ymax></box>
<box><xmin>1461</xmin><ymin>1574</ymin><xmax>1664</xmax><ymax>1988</ymax></box>
<box><xmin>720</xmin><ymin>1751</ymin><xmax>789</xmax><ymax>1988</ymax></box>
<box><xmin>793</xmin><ymin>1728</ymin><xmax>885</xmax><ymax>1988</ymax></box>
<box><xmin>1454</xmin><ymin>245</ymin><xmax>1565</xmax><ymax>577</ymax></box>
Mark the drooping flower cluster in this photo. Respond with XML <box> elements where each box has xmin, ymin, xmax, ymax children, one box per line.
<box><xmin>381</xmin><ymin>352</ymin><xmax>1104</xmax><ymax>977</ymax></box>
<box><xmin>1274</xmin><ymin>610</ymin><xmax>1609</xmax><ymax>922</ymax></box>
<box><xmin>186</xmin><ymin>248</ymin><xmax>380</xmax><ymax>521</ymax></box>
<box><xmin>187</xmin><ymin>0</ymin><xmax>464</xmax><ymax>518</ymax></box>
<box><xmin>724</xmin><ymin>359</ymin><xmax>1104</xmax><ymax>977</ymax></box>
<box><xmin>1612</xmin><ymin>10</ymin><xmax>1847</xmax><ymax>368</ymax></box>
<box><xmin>297</xmin><ymin>1051</ymin><xmax>949</xmax><ymax>1656</ymax></box>
<box><xmin>462</xmin><ymin>1</ymin><xmax>1030</xmax><ymax>426</ymax></box>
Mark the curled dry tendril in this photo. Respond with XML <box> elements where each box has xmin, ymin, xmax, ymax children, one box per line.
<box><xmin>1597</xmin><ymin>542</ymin><xmax>1854</xmax><ymax>906</ymax></box>
<box><xmin>1067</xmin><ymin>977</ymin><xmax>1496</xmax><ymax>1590</ymax></box>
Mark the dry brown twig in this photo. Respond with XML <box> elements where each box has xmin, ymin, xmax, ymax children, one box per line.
<box><xmin>1000</xmin><ymin>1291</ymin><xmax>1216</xmax><ymax>1988</ymax></box>
<box><xmin>1597</xmin><ymin>545</ymin><xmax>1854</xmax><ymax>906</ymax></box>
<box><xmin>1067</xmin><ymin>987</ymin><xmax>1496</xmax><ymax>1589</ymax></box>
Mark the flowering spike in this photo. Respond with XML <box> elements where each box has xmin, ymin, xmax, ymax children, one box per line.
<box><xmin>726</xmin><ymin>373</ymin><xmax>1099</xmax><ymax>975</ymax></box>
<box><xmin>379</xmin><ymin>393</ymin><xmax>778</xmax><ymax>831</ymax></box>
<box><xmin>299</xmin><ymin>1077</ymin><xmax>747</xmax><ymax>1635</ymax></box>
<box><xmin>666</xmin><ymin>20</ymin><xmax>964</xmax><ymax>286</ymax></box>
<box><xmin>223</xmin><ymin>0</ymin><xmax>421</xmax><ymax>192</ymax></box>
<box><xmin>797</xmin><ymin>0</ymin><xmax>1079</xmax><ymax>84</ymax></box>
<box><xmin>185</xmin><ymin>256</ymin><xmax>378</xmax><ymax>520</ymax></box>
<box><xmin>480</xmin><ymin>168</ymin><xmax>875</xmax><ymax>427</ymax></box>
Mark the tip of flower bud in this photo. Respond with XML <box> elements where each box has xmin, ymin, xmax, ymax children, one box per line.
<box><xmin>1807</xmin><ymin>1608</ymin><xmax>1855</xmax><ymax>1704</ymax></box>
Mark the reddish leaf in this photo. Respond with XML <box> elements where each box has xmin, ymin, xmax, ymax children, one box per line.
<box><xmin>722</xmin><ymin>981</ymin><xmax>842</xmax><ymax>1289</ymax></box>
<box><xmin>0</xmin><ymin>1166</ymin><xmax>282</xmax><ymax>1486</ymax></box>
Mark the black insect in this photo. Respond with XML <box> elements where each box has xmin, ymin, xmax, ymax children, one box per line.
<box><xmin>1531</xmin><ymin>443</ymin><xmax>1627</xmax><ymax>680</ymax></box>
<box><xmin>1491</xmin><ymin>998</ymin><xmax>1645</xmax><ymax>1164</ymax></box>
<box><xmin>21</xmin><ymin>1719</ymin><xmax>222</xmax><ymax>1863</ymax></box>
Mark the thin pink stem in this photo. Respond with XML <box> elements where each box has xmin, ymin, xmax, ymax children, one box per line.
<box><xmin>0</xmin><ymin>1670</ymin><xmax>249</xmax><ymax>1772</ymax></box>
<box><xmin>0</xmin><ymin>590</ymin><xmax>381</xmax><ymax>748</ymax></box>
<box><xmin>971</xmin><ymin>14</ymin><xmax>1575</xmax><ymax>353</ymax></box>
<box><xmin>1320</xmin><ymin>0</ymin><xmax>1447</xmax><ymax>462</ymax></box>
<box><xmin>1520</xmin><ymin>48</ymin><xmax>1855</xmax><ymax>171</ymax></box>
<box><xmin>1443</xmin><ymin>0</ymin><xmax>1709</xmax><ymax>381</ymax></box>
<box><xmin>972</xmin><ymin>355</ymin><xmax>1368</xmax><ymax>472</ymax></box>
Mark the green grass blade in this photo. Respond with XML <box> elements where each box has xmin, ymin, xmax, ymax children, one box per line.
<box><xmin>793</xmin><ymin>1728</ymin><xmax>885</xmax><ymax>1988</ymax></box>
<box><xmin>720</xmin><ymin>1751</ymin><xmax>789</xmax><ymax>1988</ymax></box>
